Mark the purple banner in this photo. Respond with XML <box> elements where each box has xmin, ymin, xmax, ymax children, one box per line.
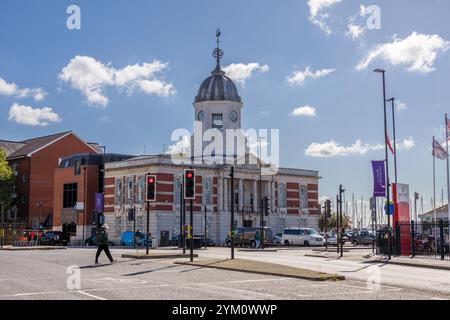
<box><xmin>371</xmin><ymin>160</ymin><xmax>386</xmax><ymax>197</ymax></box>
<box><xmin>95</xmin><ymin>193</ymin><xmax>103</xmax><ymax>213</ymax></box>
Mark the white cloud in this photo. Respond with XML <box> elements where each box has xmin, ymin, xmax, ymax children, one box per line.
<box><xmin>305</xmin><ymin>139</ymin><xmax>384</xmax><ymax>157</ymax></box>
<box><xmin>397</xmin><ymin>137</ymin><xmax>415</xmax><ymax>150</ymax></box>
<box><xmin>0</xmin><ymin>77</ymin><xmax>46</xmax><ymax>101</ymax></box>
<box><xmin>291</xmin><ymin>105</ymin><xmax>316</xmax><ymax>117</ymax></box>
<box><xmin>287</xmin><ymin>66</ymin><xmax>335</xmax><ymax>86</ymax></box>
<box><xmin>356</xmin><ymin>32</ymin><xmax>450</xmax><ymax>73</ymax></box>
<box><xmin>346</xmin><ymin>23</ymin><xmax>365</xmax><ymax>41</ymax></box>
<box><xmin>359</xmin><ymin>5</ymin><xmax>371</xmax><ymax>16</ymax></box>
<box><xmin>306</xmin><ymin>137</ymin><xmax>416</xmax><ymax>157</ymax></box>
<box><xmin>59</xmin><ymin>55</ymin><xmax>176</xmax><ymax>107</ymax></box>
<box><xmin>8</xmin><ymin>103</ymin><xmax>61</xmax><ymax>126</ymax></box>
<box><xmin>396</xmin><ymin>99</ymin><xmax>407</xmax><ymax>112</ymax></box>
<box><xmin>307</xmin><ymin>0</ymin><xmax>343</xmax><ymax>34</ymax></box>
<box><xmin>222</xmin><ymin>63</ymin><xmax>269</xmax><ymax>87</ymax></box>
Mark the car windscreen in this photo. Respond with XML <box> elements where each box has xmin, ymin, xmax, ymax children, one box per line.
<box><xmin>305</xmin><ymin>229</ymin><xmax>318</xmax><ymax>235</ymax></box>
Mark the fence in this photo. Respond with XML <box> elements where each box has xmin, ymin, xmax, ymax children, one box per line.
<box><xmin>377</xmin><ymin>220</ymin><xmax>449</xmax><ymax>261</ymax></box>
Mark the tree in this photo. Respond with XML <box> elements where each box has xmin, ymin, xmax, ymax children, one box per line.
<box><xmin>0</xmin><ymin>149</ymin><xmax>13</xmax><ymax>221</ymax></box>
<box><xmin>319</xmin><ymin>212</ymin><xmax>352</xmax><ymax>232</ymax></box>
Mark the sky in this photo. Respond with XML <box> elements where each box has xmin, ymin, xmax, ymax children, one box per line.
<box><xmin>1</xmin><ymin>0</ymin><xmax>450</xmax><ymax>213</ymax></box>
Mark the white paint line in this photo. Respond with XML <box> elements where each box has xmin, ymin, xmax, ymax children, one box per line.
<box><xmin>12</xmin><ymin>291</ymin><xmax>62</xmax><ymax>297</ymax></box>
<box><xmin>76</xmin><ymin>290</ymin><xmax>107</xmax><ymax>300</ymax></box>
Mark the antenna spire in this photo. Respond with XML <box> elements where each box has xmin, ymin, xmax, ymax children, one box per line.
<box><xmin>212</xmin><ymin>28</ymin><xmax>224</xmax><ymax>70</ymax></box>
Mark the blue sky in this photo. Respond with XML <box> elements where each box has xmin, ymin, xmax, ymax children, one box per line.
<box><xmin>1</xmin><ymin>0</ymin><xmax>450</xmax><ymax>212</ymax></box>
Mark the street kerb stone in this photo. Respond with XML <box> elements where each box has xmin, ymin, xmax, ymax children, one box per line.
<box><xmin>121</xmin><ymin>253</ymin><xmax>199</xmax><ymax>259</ymax></box>
<box><xmin>175</xmin><ymin>258</ymin><xmax>345</xmax><ymax>281</ymax></box>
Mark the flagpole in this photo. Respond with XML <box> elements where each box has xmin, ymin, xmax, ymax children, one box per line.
<box><xmin>433</xmin><ymin>137</ymin><xmax>437</xmax><ymax>251</ymax></box>
<box><xmin>446</xmin><ymin>114</ymin><xmax>450</xmax><ymax>225</ymax></box>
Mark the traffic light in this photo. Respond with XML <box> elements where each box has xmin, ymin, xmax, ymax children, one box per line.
<box><xmin>146</xmin><ymin>174</ymin><xmax>157</xmax><ymax>202</ymax></box>
<box><xmin>325</xmin><ymin>200</ymin><xmax>332</xmax><ymax>218</ymax></box>
<box><xmin>184</xmin><ymin>169</ymin><xmax>195</xmax><ymax>199</ymax></box>
<box><xmin>264</xmin><ymin>197</ymin><xmax>270</xmax><ymax>216</ymax></box>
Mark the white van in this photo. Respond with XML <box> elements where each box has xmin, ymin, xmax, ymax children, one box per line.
<box><xmin>282</xmin><ymin>227</ymin><xmax>324</xmax><ymax>246</ymax></box>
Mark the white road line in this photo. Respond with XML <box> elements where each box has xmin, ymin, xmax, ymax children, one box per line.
<box><xmin>76</xmin><ymin>290</ymin><xmax>107</xmax><ymax>300</ymax></box>
<box><xmin>12</xmin><ymin>291</ymin><xmax>63</xmax><ymax>297</ymax></box>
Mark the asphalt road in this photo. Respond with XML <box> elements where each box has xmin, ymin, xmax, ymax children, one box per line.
<box><xmin>196</xmin><ymin>247</ymin><xmax>450</xmax><ymax>295</ymax></box>
<box><xmin>0</xmin><ymin>248</ymin><xmax>449</xmax><ymax>300</ymax></box>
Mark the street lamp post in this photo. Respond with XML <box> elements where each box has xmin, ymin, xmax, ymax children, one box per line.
<box><xmin>374</xmin><ymin>68</ymin><xmax>392</xmax><ymax>260</ymax></box>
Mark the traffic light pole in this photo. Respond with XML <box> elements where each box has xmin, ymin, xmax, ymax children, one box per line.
<box><xmin>336</xmin><ymin>195</ymin><xmax>340</xmax><ymax>255</ymax></box>
<box><xmin>204</xmin><ymin>205</ymin><xmax>207</xmax><ymax>250</ymax></box>
<box><xmin>179</xmin><ymin>178</ymin><xmax>183</xmax><ymax>250</ymax></box>
<box><xmin>146</xmin><ymin>201</ymin><xmax>150</xmax><ymax>255</ymax></box>
<box><xmin>339</xmin><ymin>185</ymin><xmax>344</xmax><ymax>258</ymax></box>
<box><xmin>190</xmin><ymin>199</ymin><xmax>194</xmax><ymax>262</ymax></box>
<box><xmin>230</xmin><ymin>166</ymin><xmax>235</xmax><ymax>259</ymax></box>
<box><xmin>133</xmin><ymin>206</ymin><xmax>136</xmax><ymax>249</ymax></box>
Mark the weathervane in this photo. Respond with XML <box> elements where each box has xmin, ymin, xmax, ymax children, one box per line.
<box><xmin>212</xmin><ymin>28</ymin><xmax>224</xmax><ymax>69</ymax></box>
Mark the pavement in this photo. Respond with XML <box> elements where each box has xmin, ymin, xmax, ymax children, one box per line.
<box><xmin>1</xmin><ymin>248</ymin><xmax>450</xmax><ymax>300</ymax></box>
<box><xmin>175</xmin><ymin>258</ymin><xmax>344</xmax><ymax>281</ymax></box>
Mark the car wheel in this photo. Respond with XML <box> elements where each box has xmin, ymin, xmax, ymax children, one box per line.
<box><xmin>226</xmin><ymin>240</ymin><xmax>231</xmax><ymax>247</ymax></box>
<box><xmin>304</xmin><ymin>241</ymin><xmax>310</xmax><ymax>247</ymax></box>
<box><xmin>250</xmin><ymin>241</ymin><xmax>256</xmax><ymax>249</ymax></box>
<box><xmin>353</xmin><ymin>240</ymin><xmax>358</xmax><ymax>246</ymax></box>
<box><xmin>284</xmin><ymin>240</ymin><xmax>290</xmax><ymax>246</ymax></box>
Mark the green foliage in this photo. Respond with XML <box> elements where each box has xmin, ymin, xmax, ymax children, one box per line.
<box><xmin>0</xmin><ymin>149</ymin><xmax>13</xmax><ymax>210</ymax></box>
<box><xmin>319</xmin><ymin>212</ymin><xmax>352</xmax><ymax>232</ymax></box>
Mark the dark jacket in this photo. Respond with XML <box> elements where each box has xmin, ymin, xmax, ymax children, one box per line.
<box><xmin>96</xmin><ymin>227</ymin><xmax>109</xmax><ymax>246</ymax></box>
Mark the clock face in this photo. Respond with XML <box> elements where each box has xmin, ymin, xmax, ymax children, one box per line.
<box><xmin>197</xmin><ymin>111</ymin><xmax>205</xmax><ymax>121</ymax></box>
<box><xmin>230</xmin><ymin>111</ymin><xmax>238</xmax><ymax>123</ymax></box>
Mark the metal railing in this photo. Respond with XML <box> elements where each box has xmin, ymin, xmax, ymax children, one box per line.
<box><xmin>378</xmin><ymin>221</ymin><xmax>449</xmax><ymax>261</ymax></box>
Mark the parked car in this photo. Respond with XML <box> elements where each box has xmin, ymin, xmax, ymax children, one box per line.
<box><xmin>225</xmin><ymin>227</ymin><xmax>273</xmax><ymax>248</ymax></box>
<box><xmin>352</xmin><ymin>230</ymin><xmax>375</xmax><ymax>246</ymax></box>
<box><xmin>325</xmin><ymin>234</ymin><xmax>340</xmax><ymax>246</ymax></box>
<box><xmin>169</xmin><ymin>234</ymin><xmax>181</xmax><ymax>246</ymax></box>
<box><xmin>282</xmin><ymin>228</ymin><xmax>324</xmax><ymax>247</ymax></box>
<box><xmin>201</xmin><ymin>237</ymin><xmax>216</xmax><ymax>247</ymax></box>
<box><xmin>272</xmin><ymin>234</ymin><xmax>283</xmax><ymax>246</ymax></box>
<box><xmin>41</xmin><ymin>231</ymin><xmax>70</xmax><ymax>246</ymax></box>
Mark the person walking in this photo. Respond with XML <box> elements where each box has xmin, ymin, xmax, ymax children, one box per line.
<box><xmin>255</xmin><ymin>230</ymin><xmax>261</xmax><ymax>249</ymax></box>
<box><xmin>95</xmin><ymin>224</ymin><xmax>114</xmax><ymax>264</ymax></box>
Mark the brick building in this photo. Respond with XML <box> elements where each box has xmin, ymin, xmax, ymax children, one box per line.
<box><xmin>53</xmin><ymin>153</ymin><xmax>132</xmax><ymax>243</ymax></box>
<box><xmin>102</xmin><ymin>38</ymin><xmax>320</xmax><ymax>246</ymax></box>
<box><xmin>0</xmin><ymin>132</ymin><xmax>101</xmax><ymax>229</ymax></box>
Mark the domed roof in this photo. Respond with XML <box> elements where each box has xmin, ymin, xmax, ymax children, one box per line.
<box><xmin>195</xmin><ymin>67</ymin><xmax>242</xmax><ymax>103</ymax></box>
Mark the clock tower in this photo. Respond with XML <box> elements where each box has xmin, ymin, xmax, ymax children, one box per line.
<box><xmin>192</xmin><ymin>30</ymin><xmax>244</xmax><ymax>161</ymax></box>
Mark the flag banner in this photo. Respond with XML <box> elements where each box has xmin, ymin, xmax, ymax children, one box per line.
<box><xmin>432</xmin><ymin>138</ymin><xmax>448</xmax><ymax>160</ymax></box>
<box><xmin>95</xmin><ymin>193</ymin><xmax>103</xmax><ymax>213</ymax></box>
<box><xmin>386</xmin><ymin>133</ymin><xmax>396</xmax><ymax>156</ymax></box>
<box><xmin>396</xmin><ymin>183</ymin><xmax>411</xmax><ymax>256</ymax></box>
<box><xmin>371</xmin><ymin>160</ymin><xmax>386</xmax><ymax>197</ymax></box>
<box><xmin>446</xmin><ymin>115</ymin><xmax>450</xmax><ymax>139</ymax></box>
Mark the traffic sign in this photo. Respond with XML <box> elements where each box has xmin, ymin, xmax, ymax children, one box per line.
<box><xmin>384</xmin><ymin>202</ymin><xmax>395</xmax><ymax>215</ymax></box>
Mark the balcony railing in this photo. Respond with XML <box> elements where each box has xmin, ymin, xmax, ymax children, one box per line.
<box><xmin>227</xmin><ymin>204</ymin><xmax>259</xmax><ymax>213</ymax></box>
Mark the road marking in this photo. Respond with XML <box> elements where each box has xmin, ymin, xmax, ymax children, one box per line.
<box><xmin>76</xmin><ymin>290</ymin><xmax>107</xmax><ymax>300</ymax></box>
<box><xmin>12</xmin><ymin>291</ymin><xmax>63</xmax><ymax>297</ymax></box>
<box><xmin>89</xmin><ymin>277</ymin><xmax>147</xmax><ymax>284</ymax></box>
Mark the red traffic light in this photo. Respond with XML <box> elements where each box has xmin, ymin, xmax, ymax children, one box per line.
<box><xmin>148</xmin><ymin>178</ymin><xmax>155</xmax><ymax>183</ymax></box>
<box><xmin>186</xmin><ymin>172</ymin><xmax>193</xmax><ymax>179</ymax></box>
